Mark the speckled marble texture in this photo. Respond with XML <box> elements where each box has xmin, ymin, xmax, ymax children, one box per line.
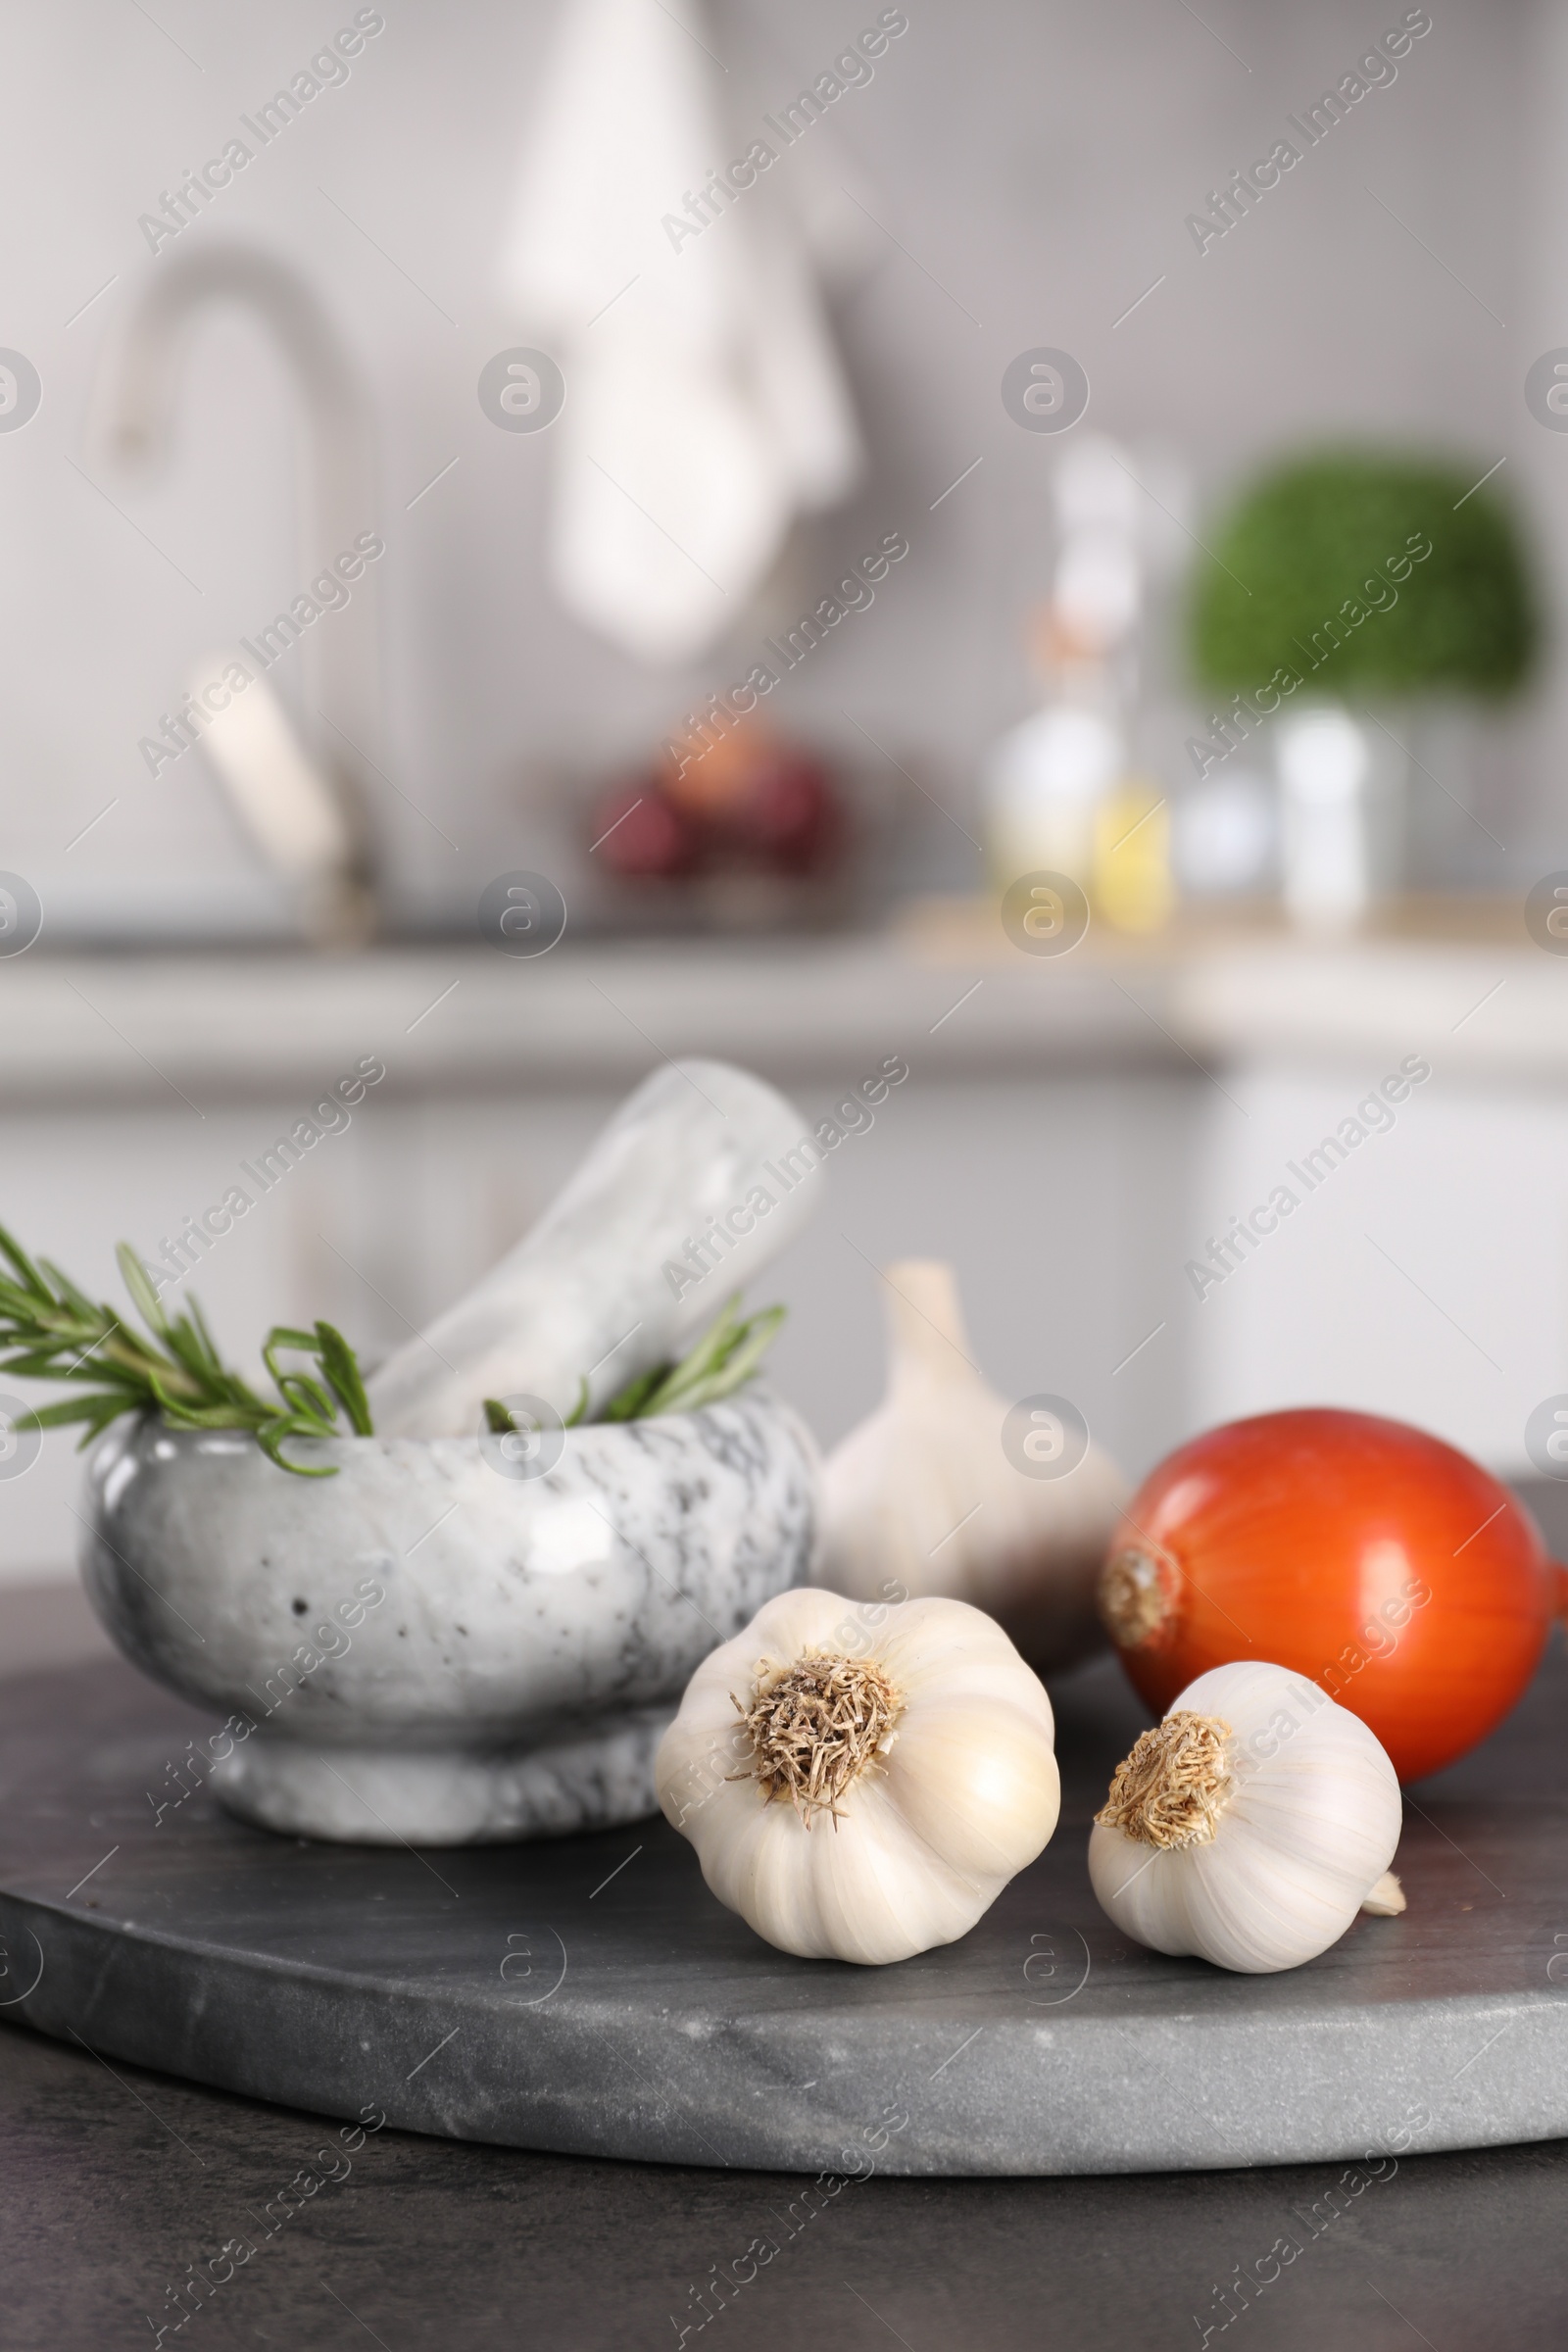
<box><xmin>80</xmin><ymin>1389</ymin><xmax>818</xmax><ymax>1842</ymax></box>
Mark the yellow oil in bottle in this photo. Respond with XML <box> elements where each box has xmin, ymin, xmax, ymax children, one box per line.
<box><xmin>1093</xmin><ymin>778</ymin><xmax>1174</xmax><ymax>932</ymax></box>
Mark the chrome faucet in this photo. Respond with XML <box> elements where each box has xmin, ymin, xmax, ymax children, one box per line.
<box><xmin>98</xmin><ymin>246</ymin><xmax>382</xmax><ymax>943</ymax></box>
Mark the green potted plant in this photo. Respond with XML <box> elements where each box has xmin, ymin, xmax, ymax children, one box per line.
<box><xmin>1187</xmin><ymin>451</ymin><xmax>1539</xmax><ymax>924</ymax></box>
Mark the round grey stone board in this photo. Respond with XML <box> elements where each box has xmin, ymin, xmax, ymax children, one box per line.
<box><xmin>2</xmin><ymin>1646</ymin><xmax>1565</xmax><ymax>2177</ymax></box>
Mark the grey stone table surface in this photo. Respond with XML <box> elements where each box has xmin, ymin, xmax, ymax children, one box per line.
<box><xmin>5</xmin><ymin>1583</ymin><xmax>1568</xmax><ymax>2188</ymax></box>
<box><xmin>3</xmin><ymin>1631</ymin><xmax>1568</xmax><ymax>2345</ymax></box>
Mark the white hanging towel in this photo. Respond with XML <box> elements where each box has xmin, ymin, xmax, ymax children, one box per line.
<box><xmin>500</xmin><ymin>0</ymin><xmax>863</xmax><ymax>666</ymax></box>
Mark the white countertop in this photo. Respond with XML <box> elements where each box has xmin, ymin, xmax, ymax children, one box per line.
<box><xmin>0</xmin><ymin>903</ymin><xmax>1561</xmax><ymax>1104</ymax></box>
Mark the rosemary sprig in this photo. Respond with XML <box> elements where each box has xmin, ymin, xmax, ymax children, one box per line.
<box><xmin>603</xmin><ymin>1296</ymin><xmax>786</xmax><ymax>1420</ymax></box>
<box><xmin>0</xmin><ymin>1223</ymin><xmax>371</xmax><ymax>1477</ymax></box>
<box><xmin>484</xmin><ymin>1295</ymin><xmax>785</xmax><ymax>1438</ymax></box>
<box><xmin>0</xmin><ymin>1215</ymin><xmax>784</xmax><ymax>1482</ymax></box>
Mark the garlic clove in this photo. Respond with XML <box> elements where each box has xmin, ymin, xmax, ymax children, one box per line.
<box><xmin>874</xmin><ymin>1592</ymin><xmax>1052</xmax><ymax>1695</ymax></box>
<box><xmin>739</xmin><ymin>1809</ymin><xmax>835</xmax><ymax>1959</ymax></box>
<box><xmin>816</xmin><ymin>1260</ymin><xmax>1128</xmax><ymax>1673</ymax></box>
<box><xmin>803</xmin><ymin>1783</ymin><xmax>983</xmax><ymax>1964</ymax></box>
<box><xmin>887</xmin><ymin>1695</ymin><xmax>1061</xmax><ymax>1883</ymax></box>
<box><xmin>1179</xmin><ymin>1832</ymin><xmax>1370</xmax><ymax>1977</ymax></box>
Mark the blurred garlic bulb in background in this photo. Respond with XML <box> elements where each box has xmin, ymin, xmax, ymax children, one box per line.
<box><xmin>1089</xmin><ymin>1660</ymin><xmax>1403</xmax><ymax>1974</ymax></box>
<box><xmin>815</xmin><ymin>1261</ymin><xmax>1127</xmax><ymax>1675</ymax></box>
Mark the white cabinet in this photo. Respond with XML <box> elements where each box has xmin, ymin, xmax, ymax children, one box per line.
<box><xmin>1184</xmin><ymin>1064</ymin><xmax>1568</xmax><ymax>1470</ymax></box>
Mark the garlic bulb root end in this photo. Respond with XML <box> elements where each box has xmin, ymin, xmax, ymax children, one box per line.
<box><xmin>1360</xmin><ymin>1869</ymin><xmax>1406</xmax><ymax>1917</ymax></box>
<box><xmin>731</xmin><ymin>1649</ymin><xmax>905</xmax><ymax>1829</ymax></box>
<box><xmin>1094</xmin><ymin>1711</ymin><xmax>1233</xmax><ymax>1850</ymax></box>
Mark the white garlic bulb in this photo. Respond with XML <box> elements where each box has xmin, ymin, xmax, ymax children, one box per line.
<box><xmin>655</xmin><ymin>1588</ymin><xmax>1060</xmax><ymax>1965</ymax></box>
<box><xmin>1088</xmin><ymin>1660</ymin><xmax>1402</xmax><ymax>1974</ymax></box>
<box><xmin>816</xmin><ymin>1261</ymin><xmax>1128</xmax><ymax>1674</ymax></box>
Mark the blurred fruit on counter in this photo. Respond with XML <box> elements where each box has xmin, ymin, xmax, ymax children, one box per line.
<box><xmin>589</xmin><ymin>720</ymin><xmax>844</xmax><ymax>886</ymax></box>
<box><xmin>588</xmin><ymin>782</ymin><xmax>700</xmax><ymax>879</ymax></box>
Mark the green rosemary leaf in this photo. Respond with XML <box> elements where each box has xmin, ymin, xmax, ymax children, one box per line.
<box><xmin>257</xmin><ymin>1416</ymin><xmax>337</xmax><ymax>1478</ymax></box>
<box><xmin>601</xmin><ymin>1365</ymin><xmax>666</xmax><ymax>1424</ymax></box>
<box><xmin>262</xmin><ymin>1329</ymin><xmax>313</xmax><ymax>1396</ymax></box>
<box><xmin>35</xmin><ymin>1259</ymin><xmax>101</xmax><ymax>1324</ymax></box>
<box><xmin>315</xmin><ymin>1321</ymin><xmax>373</xmax><ymax>1437</ymax></box>
<box><xmin>665</xmin><ymin>1295</ymin><xmax>744</xmax><ymax>1389</ymax></box>
<box><xmin>43</xmin><ymin>1362</ymin><xmax>144</xmax><ymax>1396</ymax></box>
<box><xmin>564</xmin><ymin>1377</ymin><xmax>590</xmax><ymax>1429</ymax></box>
<box><xmin>156</xmin><ymin>1397</ymin><xmax>257</xmax><ymax>1432</ymax></box>
<box><xmin>636</xmin><ymin>1298</ymin><xmax>748</xmax><ymax>1414</ymax></box>
<box><xmin>185</xmin><ymin>1296</ymin><xmax>228</xmax><ymax>1381</ymax></box>
<box><xmin>482</xmin><ymin>1396</ymin><xmax>517</xmax><ymax>1434</ymax></box>
<box><xmin>116</xmin><ymin>1244</ymin><xmax>169</xmax><ymax>1337</ymax></box>
<box><xmin>0</xmin><ymin>1223</ymin><xmax>381</xmax><ymax>1476</ymax></box>
<box><xmin>592</xmin><ymin>1298</ymin><xmax>785</xmax><ymax>1424</ymax></box>
<box><xmin>160</xmin><ymin>1317</ymin><xmax>221</xmax><ymax>1392</ymax></box>
<box><xmin>74</xmin><ymin>1396</ymin><xmax>135</xmax><ymax>1446</ymax></box>
<box><xmin>0</xmin><ymin>1222</ymin><xmax>51</xmax><ymax>1301</ymax></box>
<box><xmin>12</xmin><ymin>1398</ymin><xmax>70</xmax><ymax>1430</ymax></box>
<box><xmin>651</xmin><ymin>1303</ymin><xmax>787</xmax><ymax>1416</ymax></box>
<box><xmin>273</xmin><ymin>1370</ymin><xmax>338</xmax><ymax>1428</ymax></box>
<box><xmin>0</xmin><ymin>1348</ymin><xmax>90</xmax><ymax>1382</ymax></box>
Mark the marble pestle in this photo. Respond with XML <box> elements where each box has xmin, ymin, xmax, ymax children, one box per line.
<box><xmin>367</xmin><ymin>1060</ymin><xmax>823</xmax><ymax>1437</ymax></box>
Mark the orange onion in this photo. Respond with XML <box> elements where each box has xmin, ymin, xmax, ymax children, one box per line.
<box><xmin>1097</xmin><ymin>1407</ymin><xmax>1565</xmax><ymax>1782</ymax></box>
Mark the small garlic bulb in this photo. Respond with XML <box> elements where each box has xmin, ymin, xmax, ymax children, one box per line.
<box><xmin>816</xmin><ymin>1261</ymin><xmax>1128</xmax><ymax>1673</ymax></box>
<box><xmin>655</xmin><ymin>1588</ymin><xmax>1060</xmax><ymax>1965</ymax></box>
<box><xmin>1088</xmin><ymin>1660</ymin><xmax>1402</xmax><ymax>1974</ymax></box>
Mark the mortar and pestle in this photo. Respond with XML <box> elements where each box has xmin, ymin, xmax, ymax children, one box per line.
<box><xmin>82</xmin><ymin>1062</ymin><xmax>823</xmax><ymax>1843</ymax></box>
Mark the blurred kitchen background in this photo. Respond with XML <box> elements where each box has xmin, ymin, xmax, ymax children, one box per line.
<box><xmin>6</xmin><ymin>0</ymin><xmax>1568</xmax><ymax>1597</ymax></box>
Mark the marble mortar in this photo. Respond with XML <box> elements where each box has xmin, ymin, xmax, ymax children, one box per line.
<box><xmin>80</xmin><ymin>1390</ymin><xmax>817</xmax><ymax>1843</ymax></box>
